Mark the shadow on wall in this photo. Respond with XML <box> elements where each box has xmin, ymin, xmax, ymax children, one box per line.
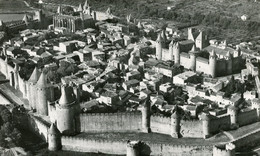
<box><xmin>140</xmin><ymin>142</ymin><xmax>152</xmax><ymax>156</ymax></box>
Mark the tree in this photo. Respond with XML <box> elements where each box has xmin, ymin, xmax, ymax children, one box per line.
<box><xmin>0</xmin><ymin>109</ymin><xmax>12</xmax><ymax>123</ymax></box>
<box><xmin>10</xmin><ymin>128</ymin><xmax>22</xmax><ymax>146</ymax></box>
<box><xmin>0</xmin><ymin>130</ymin><xmax>7</xmax><ymax>148</ymax></box>
<box><xmin>1</xmin><ymin>122</ymin><xmax>13</xmax><ymax>136</ymax></box>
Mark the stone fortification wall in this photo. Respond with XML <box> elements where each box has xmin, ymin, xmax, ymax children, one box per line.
<box><xmin>150</xmin><ymin>115</ymin><xmax>171</xmax><ymax>134</ymax></box>
<box><xmin>26</xmin><ymin>114</ymin><xmax>50</xmax><ymax>141</ymax></box>
<box><xmin>210</xmin><ymin>115</ymin><xmax>231</xmax><ymax>134</ymax></box>
<box><xmin>150</xmin><ymin>115</ymin><xmax>204</xmax><ymax>138</ymax></box>
<box><xmin>180</xmin><ymin>119</ymin><xmax>204</xmax><ymax>138</ymax></box>
<box><xmin>80</xmin><ymin>112</ymin><xmax>142</xmax><ymax>132</ymax></box>
<box><xmin>62</xmin><ymin>136</ymin><xmax>213</xmax><ymax>156</ymax></box>
<box><xmin>237</xmin><ymin>109</ymin><xmax>258</xmax><ymax>126</ymax></box>
<box><xmin>15</xmin><ymin>113</ymin><xmax>50</xmax><ymax>141</ymax></box>
<box><xmin>232</xmin><ymin>128</ymin><xmax>260</xmax><ymax>149</ymax></box>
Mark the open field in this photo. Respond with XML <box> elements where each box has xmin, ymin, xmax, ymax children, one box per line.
<box><xmin>0</xmin><ymin>0</ymin><xmax>33</xmax><ymax>13</ymax></box>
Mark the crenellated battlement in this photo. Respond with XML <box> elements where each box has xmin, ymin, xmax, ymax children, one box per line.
<box><xmin>81</xmin><ymin>111</ymin><xmax>142</xmax><ymax>117</ymax></box>
<box><xmin>213</xmin><ymin>143</ymin><xmax>235</xmax><ymax>156</ymax></box>
<box><xmin>61</xmin><ymin>135</ymin><xmax>213</xmax><ymax>155</ymax></box>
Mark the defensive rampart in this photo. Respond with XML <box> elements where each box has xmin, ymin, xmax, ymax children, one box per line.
<box><xmin>80</xmin><ymin>112</ymin><xmax>142</xmax><ymax>132</ymax></box>
<box><xmin>62</xmin><ymin>136</ymin><xmax>213</xmax><ymax>156</ymax></box>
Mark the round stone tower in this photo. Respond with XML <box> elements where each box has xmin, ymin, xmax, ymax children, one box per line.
<box><xmin>189</xmin><ymin>44</ymin><xmax>198</xmax><ymax>71</ymax></box>
<box><xmin>35</xmin><ymin>9</ymin><xmax>43</xmax><ymax>23</ymax></box>
<box><xmin>27</xmin><ymin>67</ymin><xmax>40</xmax><ymax>110</ymax></box>
<box><xmin>36</xmin><ymin>71</ymin><xmax>49</xmax><ymax>115</ymax></box>
<box><xmin>236</xmin><ymin>45</ymin><xmax>241</xmax><ymax>57</ymax></box>
<box><xmin>141</xmin><ymin>98</ymin><xmax>151</xmax><ymax>133</ymax></box>
<box><xmin>48</xmin><ymin>123</ymin><xmax>62</xmax><ymax>151</ymax></box>
<box><xmin>156</xmin><ymin>33</ymin><xmax>162</xmax><ymax>60</ymax></box>
<box><xmin>169</xmin><ymin>40</ymin><xmax>174</xmax><ymax>60</ymax></box>
<box><xmin>2</xmin><ymin>45</ymin><xmax>6</xmax><ymax>56</ymax></box>
<box><xmin>228</xmin><ymin>105</ymin><xmax>238</xmax><ymax>129</ymax></box>
<box><xmin>13</xmin><ymin>63</ymin><xmax>19</xmax><ymax>90</ymax></box>
<box><xmin>56</xmin><ymin>85</ymin><xmax>78</xmax><ymax>135</ymax></box>
<box><xmin>226</xmin><ymin>51</ymin><xmax>233</xmax><ymax>75</ymax></box>
<box><xmin>5</xmin><ymin>56</ymin><xmax>9</xmax><ymax>79</ymax></box>
<box><xmin>200</xmin><ymin>113</ymin><xmax>211</xmax><ymax>139</ymax></box>
<box><xmin>209</xmin><ymin>50</ymin><xmax>217</xmax><ymax>78</ymax></box>
<box><xmin>174</xmin><ymin>42</ymin><xmax>180</xmax><ymax>64</ymax></box>
<box><xmin>171</xmin><ymin>105</ymin><xmax>180</xmax><ymax>138</ymax></box>
<box><xmin>72</xmin><ymin>85</ymin><xmax>81</xmax><ymax>103</ymax></box>
<box><xmin>126</xmin><ymin>140</ymin><xmax>141</xmax><ymax>156</ymax></box>
<box><xmin>0</xmin><ymin>20</ymin><xmax>6</xmax><ymax>32</ymax></box>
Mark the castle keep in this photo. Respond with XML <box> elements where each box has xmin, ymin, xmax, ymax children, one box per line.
<box><xmin>156</xmin><ymin>28</ymin><xmax>243</xmax><ymax>78</ymax></box>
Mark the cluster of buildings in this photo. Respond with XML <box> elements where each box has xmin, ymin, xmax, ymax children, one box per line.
<box><xmin>0</xmin><ymin>9</ymin><xmax>45</xmax><ymax>35</ymax></box>
<box><xmin>1</xmin><ymin>0</ymin><xmax>260</xmax><ymax>155</ymax></box>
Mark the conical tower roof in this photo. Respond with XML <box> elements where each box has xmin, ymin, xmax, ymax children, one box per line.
<box><xmin>226</xmin><ymin>51</ymin><xmax>232</xmax><ymax>58</ymax></box>
<box><xmin>23</xmin><ymin>14</ymin><xmax>29</xmax><ymax>25</ymax></box>
<box><xmin>5</xmin><ymin>56</ymin><xmax>8</xmax><ymax>63</ymax></box>
<box><xmin>175</xmin><ymin>42</ymin><xmax>180</xmax><ymax>48</ymax></box>
<box><xmin>78</xmin><ymin>3</ymin><xmax>83</xmax><ymax>12</ymax></box>
<box><xmin>197</xmin><ymin>30</ymin><xmax>204</xmax><ymax>40</ymax></box>
<box><xmin>137</xmin><ymin>21</ymin><xmax>143</xmax><ymax>29</ymax></box>
<box><xmin>106</xmin><ymin>7</ymin><xmax>111</xmax><ymax>15</ymax></box>
<box><xmin>171</xmin><ymin>105</ymin><xmax>180</xmax><ymax>118</ymax></box>
<box><xmin>0</xmin><ymin>20</ymin><xmax>4</xmax><ymax>26</ymax></box>
<box><xmin>49</xmin><ymin>123</ymin><xmax>60</xmax><ymax>135</ymax></box>
<box><xmin>161</xmin><ymin>30</ymin><xmax>166</xmax><ymax>41</ymax></box>
<box><xmin>36</xmin><ymin>71</ymin><xmax>47</xmax><ymax>87</ymax></box>
<box><xmin>156</xmin><ymin>33</ymin><xmax>162</xmax><ymax>42</ymax></box>
<box><xmin>14</xmin><ymin>63</ymin><xmax>19</xmax><ymax>72</ymax></box>
<box><xmin>58</xmin><ymin>85</ymin><xmax>76</xmax><ymax>106</ymax></box>
<box><xmin>191</xmin><ymin>44</ymin><xmax>196</xmax><ymax>52</ymax></box>
<box><xmin>83</xmin><ymin>0</ymin><xmax>88</xmax><ymax>10</ymax></box>
<box><xmin>169</xmin><ymin>40</ymin><xmax>174</xmax><ymax>46</ymax></box>
<box><xmin>210</xmin><ymin>49</ymin><xmax>216</xmax><ymax>57</ymax></box>
<box><xmin>223</xmin><ymin>40</ymin><xmax>227</xmax><ymax>46</ymax></box>
<box><xmin>236</xmin><ymin>45</ymin><xmax>241</xmax><ymax>51</ymax></box>
<box><xmin>28</xmin><ymin>67</ymin><xmax>40</xmax><ymax>83</ymax></box>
